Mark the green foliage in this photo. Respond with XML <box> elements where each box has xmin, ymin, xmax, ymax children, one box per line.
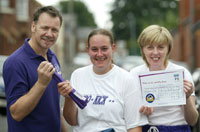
<box><xmin>60</xmin><ymin>0</ymin><xmax>97</xmax><ymax>27</ymax></box>
<box><xmin>110</xmin><ymin>0</ymin><xmax>179</xmax><ymax>55</ymax></box>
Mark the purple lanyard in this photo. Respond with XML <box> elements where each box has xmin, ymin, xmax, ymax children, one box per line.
<box><xmin>51</xmin><ymin>58</ymin><xmax>87</xmax><ymax>109</ymax></box>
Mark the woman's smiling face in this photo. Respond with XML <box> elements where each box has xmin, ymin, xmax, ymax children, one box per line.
<box><xmin>137</xmin><ymin>25</ymin><xmax>173</xmax><ymax>71</ymax></box>
<box><xmin>87</xmin><ymin>34</ymin><xmax>115</xmax><ymax>74</ymax></box>
<box><xmin>142</xmin><ymin>43</ymin><xmax>169</xmax><ymax>71</ymax></box>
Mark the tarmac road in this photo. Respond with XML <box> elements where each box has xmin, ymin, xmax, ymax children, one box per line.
<box><xmin>0</xmin><ymin>113</ymin><xmax>7</xmax><ymax>132</ymax></box>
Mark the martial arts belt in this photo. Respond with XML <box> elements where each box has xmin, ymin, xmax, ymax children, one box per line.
<box><xmin>51</xmin><ymin>57</ymin><xmax>88</xmax><ymax>109</ymax></box>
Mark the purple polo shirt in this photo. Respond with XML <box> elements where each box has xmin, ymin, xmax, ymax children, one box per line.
<box><xmin>3</xmin><ymin>38</ymin><xmax>61</xmax><ymax>132</ymax></box>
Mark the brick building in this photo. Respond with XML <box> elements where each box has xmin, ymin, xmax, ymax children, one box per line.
<box><xmin>0</xmin><ymin>0</ymin><xmax>41</xmax><ymax>55</ymax></box>
<box><xmin>171</xmin><ymin>0</ymin><xmax>200</xmax><ymax>71</ymax></box>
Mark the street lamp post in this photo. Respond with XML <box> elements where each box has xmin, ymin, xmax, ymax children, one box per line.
<box><xmin>127</xmin><ymin>12</ymin><xmax>136</xmax><ymax>55</ymax></box>
<box><xmin>68</xmin><ymin>0</ymin><xmax>75</xmax><ymax>64</ymax></box>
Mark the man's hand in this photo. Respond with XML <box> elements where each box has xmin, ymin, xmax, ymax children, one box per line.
<box><xmin>37</xmin><ymin>61</ymin><xmax>55</xmax><ymax>87</ymax></box>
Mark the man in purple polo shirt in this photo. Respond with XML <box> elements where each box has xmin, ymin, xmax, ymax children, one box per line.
<box><xmin>3</xmin><ymin>6</ymin><xmax>68</xmax><ymax>132</ymax></box>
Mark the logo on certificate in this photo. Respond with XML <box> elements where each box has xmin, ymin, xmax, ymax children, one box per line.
<box><xmin>174</xmin><ymin>74</ymin><xmax>179</xmax><ymax>81</ymax></box>
<box><xmin>146</xmin><ymin>93</ymin><xmax>155</xmax><ymax>103</ymax></box>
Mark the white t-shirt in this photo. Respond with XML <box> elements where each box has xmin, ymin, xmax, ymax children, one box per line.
<box><xmin>130</xmin><ymin>62</ymin><xmax>194</xmax><ymax>126</ymax></box>
<box><xmin>71</xmin><ymin>64</ymin><xmax>148</xmax><ymax>132</ymax></box>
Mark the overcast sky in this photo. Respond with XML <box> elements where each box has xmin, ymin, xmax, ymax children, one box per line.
<box><xmin>36</xmin><ymin>0</ymin><xmax>114</xmax><ymax>29</ymax></box>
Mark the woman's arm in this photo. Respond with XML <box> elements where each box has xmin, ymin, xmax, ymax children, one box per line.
<box><xmin>128</xmin><ymin>126</ymin><xmax>142</xmax><ymax>132</ymax></box>
<box><xmin>63</xmin><ymin>96</ymin><xmax>78</xmax><ymax>126</ymax></box>
<box><xmin>184</xmin><ymin>80</ymin><xmax>199</xmax><ymax>126</ymax></box>
<box><xmin>60</xmin><ymin>106</ymin><xmax>68</xmax><ymax>132</ymax></box>
<box><xmin>58</xmin><ymin>81</ymin><xmax>78</xmax><ymax>126</ymax></box>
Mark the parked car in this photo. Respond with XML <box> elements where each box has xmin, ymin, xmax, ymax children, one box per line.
<box><xmin>192</xmin><ymin>68</ymin><xmax>200</xmax><ymax>108</ymax></box>
<box><xmin>169</xmin><ymin>59</ymin><xmax>191</xmax><ymax>72</ymax></box>
<box><xmin>0</xmin><ymin>55</ymin><xmax>8</xmax><ymax>115</ymax></box>
<box><xmin>73</xmin><ymin>52</ymin><xmax>91</xmax><ymax>67</ymax></box>
<box><xmin>192</xmin><ymin>68</ymin><xmax>200</xmax><ymax>132</ymax></box>
<box><xmin>119</xmin><ymin>55</ymin><xmax>144</xmax><ymax>71</ymax></box>
<box><xmin>117</xmin><ymin>56</ymin><xmax>190</xmax><ymax>72</ymax></box>
<box><xmin>193</xmin><ymin>68</ymin><xmax>200</xmax><ymax>92</ymax></box>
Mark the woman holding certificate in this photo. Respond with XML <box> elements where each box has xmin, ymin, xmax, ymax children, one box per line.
<box><xmin>130</xmin><ymin>25</ymin><xmax>199</xmax><ymax>132</ymax></box>
<box><xmin>58</xmin><ymin>28</ymin><xmax>148</xmax><ymax>132</ymax></box>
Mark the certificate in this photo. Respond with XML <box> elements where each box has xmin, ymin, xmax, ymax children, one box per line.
<box><xmin>139</xmin><ymin>69</ymin><xmax>186</xmax><ymax>107</ymax></box>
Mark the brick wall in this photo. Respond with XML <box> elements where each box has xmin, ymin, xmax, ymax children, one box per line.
<box><xmin>171</xmin><ymin>0</ymin><xmax>200</xmax><ymax>69</ymax></box>
<box><xmin>0</xmin><ymin>0</ymin><xmax>41</xmax><ymax>55</ymax></box>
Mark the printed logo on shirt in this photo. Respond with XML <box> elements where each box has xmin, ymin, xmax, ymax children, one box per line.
<box><xmin>146</xmin><ymin>93</ymin><xmax>155</xmax><ymax>103</ymax></box>
<box><xmin>54</xmin><ymin>64</ymin><xmax>61</xmax><ymax>74</ymax></box>
<box><xmin>51</xmin><ymin>57</ymin><xmax>62</xmax><ymax>74</ymax></box>
<box><xmin>84</xmin><ymin>95</ymin><xmax>115</xmax><ymax>105</ymax></box>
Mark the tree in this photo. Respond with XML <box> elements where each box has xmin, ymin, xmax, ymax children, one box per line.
<box><xmin>110</xmin><ymin>0</ymin><xmax>179</xmax><ymax>55</ymax></box>
<box><xmin>60</xmin><ymin>0</ymin><xmax>97</xmax><ymax>27</ymax></box>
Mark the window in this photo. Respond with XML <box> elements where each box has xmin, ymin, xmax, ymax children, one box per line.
<box><xmin>16</xmin><ymin>0</ymin><xmax>29</xmax><ymax>22</ymax></box>
<box><xmin>0</xmin><ymin>0</ymin><xmax>14</xmax><ymax>14</ymax></box>
<box><xmin>0</xmin><ymin>0</ymin><xmax>9</xmax><ymax>8</ymax></box>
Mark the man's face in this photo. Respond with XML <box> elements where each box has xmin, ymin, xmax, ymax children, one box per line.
<box><xmin>31</xmin><ymin>13</ymin><xmax>61</xmax><ymax>50</ymax></box>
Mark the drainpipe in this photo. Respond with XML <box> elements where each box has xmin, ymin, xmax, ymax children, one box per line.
<box><xmin>189</xmin><ymin>0</ymin><xmax>195</xmax><ymax>71</ymax></box>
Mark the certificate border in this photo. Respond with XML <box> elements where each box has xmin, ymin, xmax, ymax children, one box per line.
<box><xmin>139</xmin><ymin>69</ymin><xmax>185</xmax><ymax>107</ymax></box>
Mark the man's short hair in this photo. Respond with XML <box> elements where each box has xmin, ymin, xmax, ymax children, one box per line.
<box><xmin>33</xmin><ymin>6</ymin><xmax>62</xmax><ymax>26</ymax></box>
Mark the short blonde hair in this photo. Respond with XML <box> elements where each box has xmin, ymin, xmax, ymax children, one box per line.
<box><xmin>137</xmin><ymin>25</ymin><xmax>173</xmax><ymax>67</ymax></box>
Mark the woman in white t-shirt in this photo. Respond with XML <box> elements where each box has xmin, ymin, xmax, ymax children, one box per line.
<box><xmin>130</xmin><ymin>25</ymin><xmax>199</xmax><ymax>132</ymax></box>
<box><xmin>58</xmin><ymin>29</ymin><xmax>148</xmax><ymax>132</ymax></box>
